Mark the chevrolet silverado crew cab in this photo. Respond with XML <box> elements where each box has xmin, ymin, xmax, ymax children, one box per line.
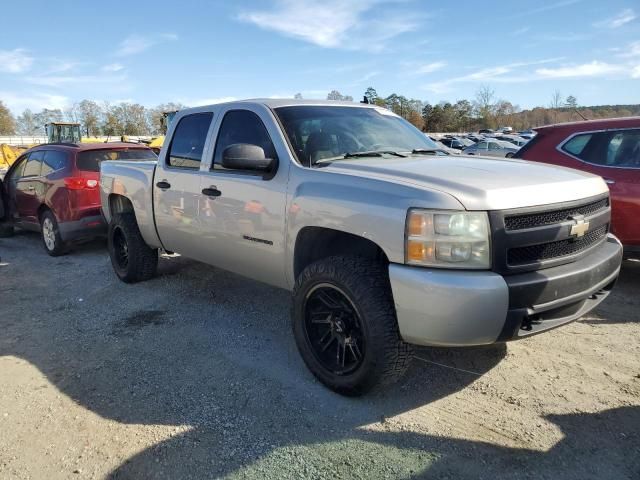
<box><xmin>100</xmin><ymin>99</ymin><xmax>623</xmax><ymax>396</ymax></box>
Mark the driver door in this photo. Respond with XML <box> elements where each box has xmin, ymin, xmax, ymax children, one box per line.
<box><xmin>196</xmin><ymin>105</ymin><xmax>290</xmax><ymax>288</ymax></box>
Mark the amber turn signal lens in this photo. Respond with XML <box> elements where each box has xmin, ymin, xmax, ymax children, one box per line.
<box><xmin>407</xmin><ymin>240</ymin><xmax>434</xmax><ymax>262</ymax></box>
<box><xmin>408</xmin><ymin>214</ymin><xmax>424</xmax><ymax>236</ymax></box>
<box><xmin>408</xmin><ymin>212</ymin><xmax>433</xmax><ymax>236</ymax></box>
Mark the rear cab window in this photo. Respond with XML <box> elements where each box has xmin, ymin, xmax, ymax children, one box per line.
<box><xmin>76</xmin><ymin>148</ymin><xmax>157</xmax><ymax>172</ymax></box>
<box><xmin>167</xmin><ymin>113</ymin><xmax>213</xmax><ymax>169</ymax></box>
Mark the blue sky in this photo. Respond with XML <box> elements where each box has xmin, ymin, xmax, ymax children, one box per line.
<box><xmin>0</xmin><ymin>0</ymin><xmax>638</xmax><ymax>114</ymax></box>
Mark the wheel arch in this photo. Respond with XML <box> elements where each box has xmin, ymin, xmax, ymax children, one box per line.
<box><xmin>107</xmin><ymin>193</ymin><xmax>162</xmax><ymax>249</ymax></box>
<box><xmin>293</xmin><ymin>226</ymin><xmax>390</xmax><ymax>281</ymax></box>
<box><xmin>108</xmin><ymin>193</ymin><xmax>135</xmax><ymax>218</ymax></box>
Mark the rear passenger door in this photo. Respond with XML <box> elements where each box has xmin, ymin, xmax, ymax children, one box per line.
<box><xmin>196</xmin><ymin>106</ymin><xmax>289</xmax><ymax>287</ymax></box>
<box><xmin>153</xmin><ymin>111</ymin><xmax>215</xmax><ymax>253</ymax></box>
<box><xmin>15</xmin><ymin>151</ymin><xmax>45</xmax><ymax>224</ymax></box>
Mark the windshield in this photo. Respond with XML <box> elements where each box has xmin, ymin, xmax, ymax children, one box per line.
<box><xmin>274</xmin><ymin>106</ymin><xmax>440</xmax><ymax>166</ymax></box>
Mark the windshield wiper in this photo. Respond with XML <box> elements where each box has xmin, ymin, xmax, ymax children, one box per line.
<box><xmin>344</xmin><ymin>150</ymin><xmax>407</xmax><ymax>159</ymax></box>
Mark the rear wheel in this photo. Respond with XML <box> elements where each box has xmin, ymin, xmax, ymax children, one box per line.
<box><xmin>292</xmin><ymin>256</ymin><xmax>412</xmax><ymax>396</ymax></box>
<box><xmin>108</xmin><ymin>213</ymin><xmax>158</xmax><ymax>283</ymax></box>
<box><xmin>40</xmin><ymin>210</ymin><xmax>67</xmax><ymax>256</ymax></box>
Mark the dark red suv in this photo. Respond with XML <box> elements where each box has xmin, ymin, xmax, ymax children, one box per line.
<box><xmin>0</xmin><ymin>143</ymin><xmax>156</xmax><ymax>255</ymax></box>
<box><xmin>514</xmin><ymin>117</ymin><xmax>640</xmax><ymax>255</ymax></box>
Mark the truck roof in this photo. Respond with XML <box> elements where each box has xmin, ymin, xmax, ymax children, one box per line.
<box><xmin>180</xmin><ymin>98</ymin><xmax>374</xmax><ymax>115</ymax></box>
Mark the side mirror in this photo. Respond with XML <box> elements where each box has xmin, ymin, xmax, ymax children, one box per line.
<box><xmin>221</xmin><ymin>143</ymin><xmax>274</xmax><ymax>172</ymax></box>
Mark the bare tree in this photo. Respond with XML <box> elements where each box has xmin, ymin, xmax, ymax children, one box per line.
<box><xmin>326</xmin><ymin>90</ymin><xmax>353</xmax><ymax>101</ymax></box>
<box><xmin>147</xmin><ymin>102</ymin><xmax>185</xmax><ymax>135</ymax></box>
<box><xmin>16</xmin><ymin>109</ymin><xmax>39</xmax><ymax>135</ymax></box>
<box><xmin>77</xmin><ymin>100</ymin><xmax>103</xmax><ymax>136</ymax></box>
<box><xmin>474</xmin><ymin>85</ymin><xmax>496</xmax><ymax>129</ymax></box>
<box><xmin>549</xmin><ymin>90</ymin><xmax>563</xmax><ymax>123</ymax></box>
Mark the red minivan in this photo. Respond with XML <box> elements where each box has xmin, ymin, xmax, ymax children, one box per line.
<box><xmin>514</xmin><ymin>117</ymin><xmax>640</xmax><ymax>255</ymax></box>
<box><xmin>0</xmin><ymin>143</ymin><xmax>156</xmax><ymax>255</ymax></box>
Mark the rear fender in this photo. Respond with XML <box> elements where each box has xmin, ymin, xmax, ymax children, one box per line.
<box><xmin>100</xmin><ymin>160</ymin><xmax>161</xmax><ymax>248</ymax></box>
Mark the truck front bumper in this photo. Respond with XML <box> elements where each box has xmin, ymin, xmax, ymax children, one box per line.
<box><xmin>389</xmin><ymin>234</ymin><xmax>622</xmax><ymax>347</ymax></box>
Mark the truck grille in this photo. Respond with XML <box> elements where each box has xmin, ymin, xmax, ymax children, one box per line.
<box><xmin>489</xmin><ymin>194</ymin><xmax>611</xmax><ymax>274</ymax></box>
<box><xmin>504</xmin><ymin>197</ymin><xmax>609</xmax><ymax>231</ymax></box>
<box><xmin>507</xmin><ymin>224</ymin><xmax>608</xmax><ymax>266</ymax></box>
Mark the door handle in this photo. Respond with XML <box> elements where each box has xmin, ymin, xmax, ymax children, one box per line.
<box><xmin>202</xmin><ymin>186</ymin><xmax>222</xmax><ymax>197</ymax></box>
<box><xmin>156</xmin><ymin>180</ymin><xmax>171</xmax><ymax>189</ymax></box>
<box><xmin>603</xmin><ymin>178</ymin><xmax>616</xmax><ymax>185</ymax></box>
<box><xmin>28</xmin><ymin>186</ymin><xmax>35</xmax><ymax>191</ymax></box>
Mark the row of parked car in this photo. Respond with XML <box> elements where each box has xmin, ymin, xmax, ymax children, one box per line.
<box><xmin>431</xmin><ymin>132</ymin><xmax>530</xmax><ymax>157</ymax></box>
<box><xmin>0</xmin><ymin>114</ymin><xmax>638</xmax><ymax>257</ymax></box>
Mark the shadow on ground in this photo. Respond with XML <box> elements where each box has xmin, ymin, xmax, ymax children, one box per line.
<box><xmin>581</xmin><ymin>259</ymin><xmax>640</xmax><ymax>325</ymax></box>
<box><xmin>0</xmin><ymin>232</ymin><xmax>638</xmax><ymax>479</ymax></box>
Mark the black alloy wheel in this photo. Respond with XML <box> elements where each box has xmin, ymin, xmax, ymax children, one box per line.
<box><xmin>303</xmin><ymin>283</ymin><xmax>365</xmax><ymax>376</ymax></box>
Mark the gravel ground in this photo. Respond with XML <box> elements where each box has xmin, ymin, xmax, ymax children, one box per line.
<box><xmin>0</xmin><ymin>231</ymin><xmax>638</xmax><ymax>480</ymax></box>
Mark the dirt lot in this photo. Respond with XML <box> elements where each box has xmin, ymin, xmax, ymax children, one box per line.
<box><xmin>0</xmin><ymin>231</ymin><xmax>638</xmax><ymax>479</ymax></box>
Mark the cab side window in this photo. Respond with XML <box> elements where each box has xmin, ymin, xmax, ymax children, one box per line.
<box><xmin>477</xmin><ymin>141</ymin><xmax>488</xmax><ymax>149</ymax></box>
<box><xmin>167</xmin><ymin>113</ymin><xmax>213</xmax><ymax>169</ymax></box>
<box><xmin>22</xmin><ymin>151</ymin><xmax>44</xmax><ymax>177</ymax></box>
<box><xmin>213</xmin><ymin>110</ymin><xmax>277</xmax><ymax>172</ymax></box>
<box><xmin>489</xmin><ymin>142</ymin><xmax>501</xmax><ymax>150</ymax></box>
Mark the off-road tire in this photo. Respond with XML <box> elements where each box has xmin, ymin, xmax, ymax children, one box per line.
<box><xmin>108</xmin><ymin>213</ymin><xmax>158</xmax><ymax>283</ymax></box>
<box><xmin>292</xmin><ymin>255</ymin><xmax>412</xmax><ymax>396</ymax></box>
<box><xmin>40</xmin><ymin>210</ymin><xmax>67</xmax><ymax>257</ymax></box>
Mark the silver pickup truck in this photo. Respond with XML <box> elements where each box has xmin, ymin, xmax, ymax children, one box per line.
<box><xmin>100</xmin><ymin>99</ymin><xmax>623</xmax><ymax>395</ymax></box>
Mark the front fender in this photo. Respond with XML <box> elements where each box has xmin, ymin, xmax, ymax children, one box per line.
<box><xmin>285</xmin><ymin>168</ymin><xmax>464</xmax><ymax>287</ymax></box>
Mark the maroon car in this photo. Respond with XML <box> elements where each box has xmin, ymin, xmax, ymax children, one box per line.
<box><xmin>0</xmin><ymin>143</ymin><xmax>156</xmax><ymax>255</ymax></box>
<box><xmin>514</xmin><ymin>117</ymin><xmax>640</xmax><ymax>255</ymax></box>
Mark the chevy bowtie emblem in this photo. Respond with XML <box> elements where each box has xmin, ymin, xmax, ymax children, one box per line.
<box><xmin>570</xmin><ymin>218</ymin><xmax>590</xmax><ymax>238</ymax></box>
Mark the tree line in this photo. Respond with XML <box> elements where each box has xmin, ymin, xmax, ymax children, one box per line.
<box><xmin>1</xmin><ymin>88</ymin><xmax>639</xmax><ymax>137</ymax></box>
<box><xmin>0</xmin><ymin>100</ymin><xmax>185</xmax><ymax>137</ymax></box>
<box><xmin>352</xmin><ymin>86</ymin><xmax>640</xmax><ymax>132</ymax></box>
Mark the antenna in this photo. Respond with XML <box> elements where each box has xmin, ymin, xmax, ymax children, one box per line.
<box><xmin>574</xmin><ymin>108</ymin><xmax>589</xmax><ymax>121</ymax></box>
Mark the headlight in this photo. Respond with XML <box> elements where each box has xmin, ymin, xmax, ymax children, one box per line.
<box><xmin>405</xmin><ymin>209</ymin><xmax>491</xmax><ymax>269</ymax></box>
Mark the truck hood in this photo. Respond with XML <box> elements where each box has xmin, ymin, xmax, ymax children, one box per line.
<box><xmin>322</xmin><ymin>155</ymin><xmax>608</xmax><ymax>210</ymax></box>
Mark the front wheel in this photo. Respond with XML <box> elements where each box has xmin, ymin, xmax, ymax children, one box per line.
<box><xmin>505</xmin><ymin>152</ymin><xmax>515</xmax><ymax>158</ymax></box>
<box><xmin>292</xmin><ymin>256</ymin><xmax>412</xmax><ymax>396</ymax></box>
<box><xmin>108</xmin><ymin>213</ymin><xmax>158</xmax><ymax>283</ymax></box>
